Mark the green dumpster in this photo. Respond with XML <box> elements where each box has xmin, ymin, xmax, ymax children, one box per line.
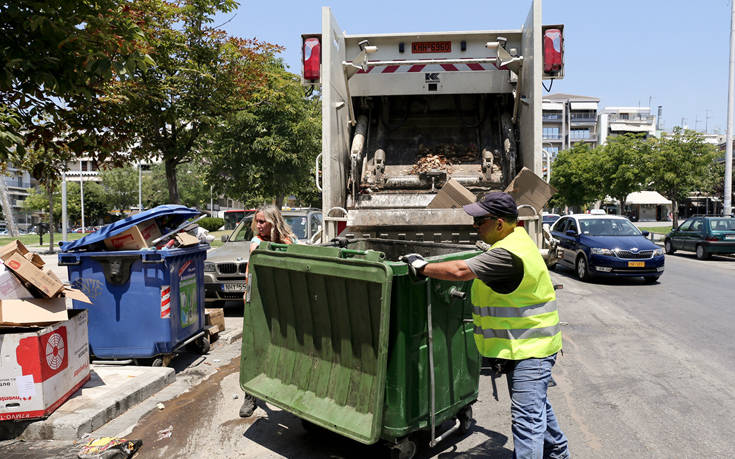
<box><xmin>239</xmin><ymin>239</ymin><xmax>481</xmax><ymax>455</ymax></box>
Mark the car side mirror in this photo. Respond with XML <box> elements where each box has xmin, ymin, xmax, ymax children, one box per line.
<box><xmin>641</xmin><ymin>230</ymin><xmax>650</xmax><ymax>237</ymax></box>
<box><xmin>221</xmin><ymin>234</ymin><xmax>229</xmax><ymax>243</ymax></box>
<box><xmin>565</xmin><ymin>230</ymin><xmax>577</xmax><ymax>237</ymax></box>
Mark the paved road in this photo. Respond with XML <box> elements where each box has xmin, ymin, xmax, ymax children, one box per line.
<box><xmin>115</xmin><ymin>253</ymin><xmax>735</xmax><ymax>458</ymax></box>
<box><xmin>5</xmin><ymin>252</ymin><xmax>733</xmax><ymax>458</ymax></box>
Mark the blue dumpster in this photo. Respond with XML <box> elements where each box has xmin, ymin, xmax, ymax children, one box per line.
<box><xmin>59</xmin><ymin>205</ymin><xmax>210</xmax><ymax>363</ymax></box>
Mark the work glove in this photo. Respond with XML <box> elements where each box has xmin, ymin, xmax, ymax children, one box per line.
<box><xmin>398</xmin><ymin>253</ymin><xmax>428</xmax><ymax>279</ymax></box>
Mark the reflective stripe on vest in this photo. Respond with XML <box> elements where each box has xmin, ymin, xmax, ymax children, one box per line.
<box><xmin>471</xmin><ymin>227</ymin><xmax>562</xmax><ymax>360</ymax></box>
<box><xmin>473</xmin><ymin>300</ymin><xmax>558</xmax><ymax>318</ymax></box>
<box><xmin>473</xmin><ymin>323</ymin><xmax>561</xmax><ymax>340</ymax></box>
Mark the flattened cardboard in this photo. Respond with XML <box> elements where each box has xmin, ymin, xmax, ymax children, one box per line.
<box><xmin>0</xmin><ymin>240</ymin><xmax>29</xmax><ymax>261</ymax></box>
<box><xmin>103</xmin><ymin>220</ymin><xmax>162</xmax><ymax>251</ymax></box>
<box><xmin>0</xmin><ymin>297</ymin><xmax>68</xmax><ymax>325</ymax></box>
<box><xmin>24</xmin><ymin>252</ymin><xmax>45</xmax><ymax>269</ymax></box>
<box><xmin>504</xmin><ymin>167</ymin><xmax>557</xmax><ymax>217</ymax></box>
<box><xmin>62</xmin><ymin>287</ymin><xmax>91</xmax><ymax>304</ymax></box>
<box><xmin>0</xmin><ymin>264</ymin><xmax>32</xmax><ymax>299</ymax></box>
<box><xmin>427</xmin><ymin>179</ymin><xmax>478</xmax><ymax>209</ymax></box>
<box><xmin>174</xmin><ymin>232</ymin><xmax>200</xmax><ymax>247</ymax></box>
<box><xmin>4</xmin><ymin>252</ymin><xmax>64</xmax><ymax>298</ymax></box>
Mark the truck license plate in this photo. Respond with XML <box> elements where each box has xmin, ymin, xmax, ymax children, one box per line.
<box><xmin>627</xmin><ymin>261</ymin><xmax>645</xmax><ymax>267</ymax></box>
<box><xmin>223</xmin><ymin>283</ymin><xmax>246</xmax><ymax>292</ymax></box>
<box><xmin>412</xmin><ymin>41</ymin><xmax>452</xmax><ymax>53</ymax></box>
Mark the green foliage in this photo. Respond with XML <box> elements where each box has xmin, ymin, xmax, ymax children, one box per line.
<box><xmin>646</xmin><ymin>128</ymin><xmax>718</xmax><ymax>227</ymax></box>
<box><xmin>207</xmin><ymin>59</ymin><xmax>322</xmax><ymax>208</ymax></box>
<box><xmin>549</xmin><ymin>143</ymin><xmax>604</xmax><ymax>208</ymax></box>
<box><xmin>198</xmin><ymin>217</ymin><xmax>224</xmax><ymax>232</ymax></box>
<box><xmin>23</xmin><ymin>181</ymin><xmax>112</xmax><ymax>225</ymax></box>
<box><xmin>100</xmin><ymin>166</ymin><xmax>139</xmax><ymax>211</ymax></box>
<box><xmin>67</xmin><ymin>0</ymin><xmax>280</xmax><ymax>203</ymax></box>
<box><xmin>598</xmin><ymin>134</ymin><xmax>652</xmax><ymax>214</ymax></box>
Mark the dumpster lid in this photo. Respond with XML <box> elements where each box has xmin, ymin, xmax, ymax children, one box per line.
<box><xmin>240</xmin><ymin>242</ymin><xmax>393</xmax><ymax>445</ymax></box>
<box><xmin>59</xmin><ymin>205</ymin><xmax>201</xmax><ymax>252</ymax></box>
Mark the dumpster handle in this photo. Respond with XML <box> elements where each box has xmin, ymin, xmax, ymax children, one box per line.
<box><xmin>142</xmin><ymin>253</ymin><xmax>164</xmax><ymax>263</ymax></box>
<box><xmin>268</xmin><ymin>243</ymin><xmax>290</xmax><ymax>251</ymax></box>
<box><xmin>426</xmin><ymin>279</ymin><xmax>438</xmax><ymax>447</ymax></box>
<box><xmin>58</xmin><ymin>254</ymin><xmax>81</xmax><ymax>266</ymax></box>
<box><xmin>338</xmin><ymin>248</ymin><xmax>368</xmax><ymax>258</ymax></box>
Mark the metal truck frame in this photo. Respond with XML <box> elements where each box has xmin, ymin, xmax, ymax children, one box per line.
<box><xmin>307</xmin><ymin>0</ymin><xmax>563</xmax><ymax>245</ymax></box>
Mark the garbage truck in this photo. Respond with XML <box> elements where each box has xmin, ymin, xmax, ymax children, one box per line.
<box><xmin>305</xmin><ymin>0</ymin><xmax>564</xmax><ymax>246</ymax></box>
<box><xmin>239</xmin><ymin>2</ymin><xmax>564</xmax><ymax>457</ymax></box>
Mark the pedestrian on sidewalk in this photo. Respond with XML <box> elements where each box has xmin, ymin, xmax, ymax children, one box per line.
<box><xmin>239</xmin><ymin>205</ymin><xmax>297</xmax><ymax>418</ymax></box>
<box><xmin>401</xmin><ymin>192</ymin><xmax>569</xmax><ymax>458</ymax></box>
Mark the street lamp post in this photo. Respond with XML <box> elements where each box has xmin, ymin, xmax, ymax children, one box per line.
<box><xmin>726</xmin><ymin>0</ymin><xmax>735</xmax><ymax>216</ymax></box>
<box><xmin>80</xmin><ymin>160</ymin><xmax>85</xmax><ymax>233</ymax></box>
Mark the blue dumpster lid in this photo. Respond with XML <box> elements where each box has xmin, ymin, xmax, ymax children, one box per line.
<box><xmin>60</xmin><ymin>204</ymin><xmax>201</xmax><ymax>252</ymax></box>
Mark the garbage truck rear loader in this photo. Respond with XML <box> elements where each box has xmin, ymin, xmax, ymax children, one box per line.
<box><xmin>305</xmin><ymin>0</ymin><xmax>564</xmax><ymax>245</ymax></box>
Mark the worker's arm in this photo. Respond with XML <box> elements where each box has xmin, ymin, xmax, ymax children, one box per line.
<box><xmin>421</xmin><ymin>260</ymin><xmax>477</xmax><ymax>281</ymax></box>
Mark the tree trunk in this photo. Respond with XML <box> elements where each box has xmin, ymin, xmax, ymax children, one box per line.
<box><xmin>617</xmin><ymin>195</ymin><xmax>626</xmax><ymax>216</ymax></box>
<box><xmin>165</xmin><ymin>158</ymin><xmax>180</xmax><ymax>204</ymax></box>
<box><xmin>275</xmin><ymin>194</ymin><xmax>285</xmax><ymax>209</ymax></box>
<box><xmin>47</xmin><ymin>187</ymin><xmax>55</xmax><ymax>253</ymax></box>
<box><xmin>0</xmin><ymin>177</ymin><xmax>19</xmax><ymax>236</ymax></box>
<box><xmin>672</xmin><ymin>199</ymin><xmax>679</xmax><ymax>229</ymax></box>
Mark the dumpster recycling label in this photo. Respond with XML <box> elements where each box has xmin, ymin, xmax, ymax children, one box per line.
<box><xmin>179</xmin><ymin>275</ymin><xmax>197</xmax><ymax>328</ymax></box>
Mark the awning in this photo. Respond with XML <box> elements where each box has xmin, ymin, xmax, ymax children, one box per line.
<box><xmin>609</xmin><ymin>123</ymin><xmax>653</xmax><ymax>132</ymax></box>
<box><xmin>570</xmin><ymin>101</ymin><xmax>598</xmax><ymax>110</ymax></box>
<box><xmin>542</xmin><ymin>102</ymin><xmax>564</xmax><ymax>110</ymax></box>
<box><xmin>625</xmin><ymin>191</ymin><xmax>671</xmax><ymax>205</ymax></box>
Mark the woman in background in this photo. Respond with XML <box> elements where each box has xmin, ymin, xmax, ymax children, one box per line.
<box><xmin>239</xmin><ymin>205</ymin><xmax>297</xmax><ymax>418</ymax></box>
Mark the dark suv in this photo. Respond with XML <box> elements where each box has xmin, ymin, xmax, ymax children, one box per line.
<box><xmin>664</xmin><ymin>216</ymin><xmax>735</xmax><ymax>259</ymax></box>
<box><xmin>204</xmin><ymin>208</ymin><xmax>323</xmax><ymax>305</ymax></box>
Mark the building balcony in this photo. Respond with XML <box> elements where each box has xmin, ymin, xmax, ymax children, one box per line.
<box><xmin>543</xmin><ymin>113</ymin><xmax>562</xmax><ymax>121</ymax></box>
<box><xmin>606</xmin><ymin>113</ymin><xmax>655</xmax><ymax>123</ymax></box>
<box><xmin>542</xmin><ymin>135</ymin><xmax>563</xmax><ymax>141</ymax></box>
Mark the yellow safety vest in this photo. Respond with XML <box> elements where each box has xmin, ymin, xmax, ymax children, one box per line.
<box><xmin>470</xmin><ymin>227</ymin><xmax>562</xmax><ymax>360</ymax></box>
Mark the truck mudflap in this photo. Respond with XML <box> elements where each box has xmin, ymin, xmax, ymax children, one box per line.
<box><xmin>240</xmin><ymin>242</ymin><xmax>393</xmax><ymax>445</ymax></box>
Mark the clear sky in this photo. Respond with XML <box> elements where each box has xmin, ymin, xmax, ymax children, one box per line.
<box><xmin>218</xmin><ymin>0</ymin><xmax>732</xmax><ymax>134</ymax></box>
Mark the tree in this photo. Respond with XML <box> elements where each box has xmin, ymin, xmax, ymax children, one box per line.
<box><xmin>597</xmin><ymin>134</ymin><xmax>652</xmax><ymax>215</ymax></box>
<box><xmin>549</xmin><ymin>143</ymin><xmax>605</xmax><ymax>209</ymax></box>
<box><xmin>207</xmin><ymin>60</ymin><xmax>322</xmax><ymax>208</ymax></box>
<box><xmin>69</xmin><ymin>0</ymin><xmax>279</xmax><ymax>204</ymax></box>
<box><xmin>646</xmin><ymin>128</ymin><xmax>718</xmax><ymax>228</ymax></box>
<box><xmin>100</xmin><ymin>166</ymin><xmax>140</xmax><ymax>211</ymax></box>
<box><xmin>24</xmin><ymin>181</ymin><xmax>111</xmax><ymax>227</ymax></box>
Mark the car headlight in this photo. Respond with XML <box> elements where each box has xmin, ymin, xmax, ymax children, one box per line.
<box><xmin>654</xmin><ymin>248</ymin><xmax>664</xmax><ymax>256</ymax></box>
<box><xmin>204</xmin><ymin>262</ymin><xmax>216</xmax><ymax>272</ymax></box>
<box><xmin>590</xmin><ymin>248</ymin><xmax>613</xmax><ymax>255</ymax></box>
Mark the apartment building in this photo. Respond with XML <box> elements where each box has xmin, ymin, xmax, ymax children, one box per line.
<box><xmin>1</xmin><ymin>163</ymin><xmax>36</xmax><ymax>229</ymax></box>
<box><xmin>598</xmin><ymin>107</ymin><xmax>657</xmax><ymax>144</ymax></box>
<box><xmin>541</xmin><ymin>93</ymin><xmax>599</xmax><ymax>179</ymax></box>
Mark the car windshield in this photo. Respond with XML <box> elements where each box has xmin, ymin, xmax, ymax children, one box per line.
<box><xmin>708</xmin><ymin>218</ymin><xmax>735</xmax><ymax>231</ymax></box>
<box><xmin>284</xmin><ymin>215</ymin><xmax>308</xmax><ymax>241</ymax></box>
<box><xmin>579</xmin><ymin>218</ymin><xmax>641</xmax><ymax>236</ymax></box>
<box><xmin>229</xmin><ymin>217</ymin><xmax>254</xmax><ymax>242</ymax></box>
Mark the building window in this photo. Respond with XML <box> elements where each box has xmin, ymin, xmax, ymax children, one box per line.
<box><xmin>570</xmin><ymin>110</ymin><xmax>596</xmax><ymax>121</ymax></box>
<box><xmin>543</xmin><ymin>127</ymin><xmax>560</xmax><ymax>140</ymax></box>
<box><xmin>543</xmin><ymin>111</ymin><xmax>562</xmax><ymax>121</ymax></box>
<box><xmin>544</xmin><ymin>146</ymin><xmax>559</xmax><ymax>158</ymax></box>
<box><xmin>619</xmin><ymin>113</ymin><xmax>629</xmax><ymax>120</ymax></box>
<box><xmin>570</xmin><ymin>128</ymin><xmax>590</xmax><ymax>140</ymax></box>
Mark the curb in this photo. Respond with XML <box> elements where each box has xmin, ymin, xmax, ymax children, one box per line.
<box><xmin>19</xmin><ymin>366</ymin><xmax>175</xmax><ymax>441</ymax></box>
<box><xmin>221</xmin><ymin>328</ymin><xmax>243</xmax><ymax>344</ymax></box>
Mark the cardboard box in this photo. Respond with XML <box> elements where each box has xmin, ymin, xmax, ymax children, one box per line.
<box><xmin>4</xmin><ymin>252</ymin><xmax>64</xmax><ymax>298</ymax></box>
<box><xmin>427</xmin><ymin>179</ymin><xmax>478</xmax><ymax>209</ymax></box>
<box><xmin>103</xmin><ymin>220</ymin><xmax>162</xmax><ymax>251</ymax></box>
<box><xmin>24</xmin><ymin>252</ymin><xmax>45</xmax><ymax>269</ymax></box>
<box><xmin>0</xmin><ymin>309</ymin><xmax>90</xmax><ymax>421</ymax></box>
<box><xmin>205</xmin><ymin>308</ymin><xmax>225</xmax><ymax>333</ymax></box>
<box><xmin>0</xmin><ymin>288</ymin><xmax>91</xmax><ymax>326</ymax></box>
<box><xmin>504</xmin><ymin>167</ymin><xmax>557</xmax><ymax>218</ymax></box>
<box><xmin>174</xmin><ymin>232</ymin><xmax>200</xmax><ymax>247</ymax></box>
<box><xmin>0</xmin><ymin>240</ymin><xmax>29</xmax><ymax>261</ymax></box>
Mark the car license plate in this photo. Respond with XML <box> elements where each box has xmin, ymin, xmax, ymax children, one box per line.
<box><xmin>222</xmin><ymin>283</ymin><xmax>246</xmax><ymax>292</ymax></box>
<box><xmin>725</xmin><ymin>235</ymin><xmax>735</xmax><ymax>240</ymax></box>
<box><xmin>628</xmin><ymin>261</ymin><xmax>645</xmax><ymax>268</ymax></box>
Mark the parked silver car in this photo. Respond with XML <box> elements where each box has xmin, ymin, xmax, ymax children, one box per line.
<box><xmin>203</xmin><ymin>208</ymin><xmax>323</xmax><ymax>305</ymax></box>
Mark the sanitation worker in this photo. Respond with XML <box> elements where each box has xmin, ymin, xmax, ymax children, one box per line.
<box><xmin>400</xmin><ymin>192</ymin><xmax>569</xmax><ymax>458</ymax></box>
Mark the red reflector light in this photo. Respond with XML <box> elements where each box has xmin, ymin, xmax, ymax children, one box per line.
<box><xmin>303</xmin><ymin>37</ymin><xmax>321</xmax><ymax>81</ymax></box>
<box><xmin>543</xmin><ymin>29</ymin><xmax>562</xmax><ymax>74</ymax></box>
<box><xmin>706</xmin><ymin>237</ymin><xmax>718</xmax><ymax>241</ymax></box>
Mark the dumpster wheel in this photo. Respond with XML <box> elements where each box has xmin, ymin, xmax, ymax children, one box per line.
<box><xmin>390</xmin><ymin>437</ymin><xmax>417</xmax><ymax>459</ymax></box>
<box><xmin>188</xmin><ymin>334</ymin><xmax>210</xmax><ymax>355</ymax></box>
<box><xmin>457</xmin><ymin>405</ymin><xmax>473</xmax><ymax>434</ymax></box>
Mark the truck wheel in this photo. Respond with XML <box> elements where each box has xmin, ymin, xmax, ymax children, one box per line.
<box><xmin>696</xmin><ymin>245</ymin><xmax>709</xmax><ymax>260</ymax></box>
<box><xmin>390</xmin><ymin>438</ymin><xmax>417</xmax><ymax>459</ymax></box>
<box><xmin>457</xmin><ymin>405</ymin><xmax>473</xmax><ymax>434</ymax></box>
<box><xmin>575</xmin><ymin>255</ymin><xmax>591</xmax><ymax>282</ymax></box>
<box><xmin>664</xmin><ymin>239</ymin><xmax>675</xmax><ymax>254</ymax></box>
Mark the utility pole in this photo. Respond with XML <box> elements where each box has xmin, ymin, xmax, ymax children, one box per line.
<box><xmin>80</xmin><ymin>160</ymin><xmax>85</xmax><ymax>233</ymax></box>
<box><xmin>726</xmin><ymin>0</ymin><xmax>735</xmax><ymax>216</ymax></box>
<box><xmin>705</xmin><ymin>109</ymin><xmax>711</xmax><ymax>134</ymax></box>
<box><xmin>61</xmin><ymin>172</ymin><xmax>67</xmax><ymax>242</ymax></box>
<box><xmin>138</xmin><ymin>162</ymin><xmax>142</xmax><ymax>211</ymax></box>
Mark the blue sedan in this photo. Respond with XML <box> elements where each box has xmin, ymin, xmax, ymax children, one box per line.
<box><xmin>550</xmin><ymin>215</ymin><xmax>665</xmax><ymax>283</ymax></box>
